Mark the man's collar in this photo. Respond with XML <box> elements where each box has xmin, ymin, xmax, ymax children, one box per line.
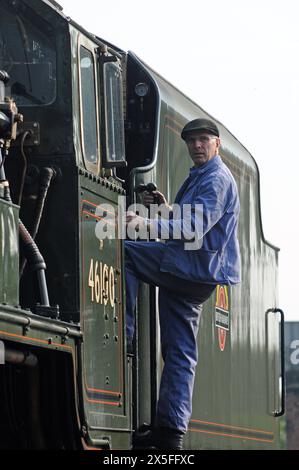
<box><xmin>190</xmin><ymin>155</ymin><xmax>222</xmax><ymax>176</ymax></box>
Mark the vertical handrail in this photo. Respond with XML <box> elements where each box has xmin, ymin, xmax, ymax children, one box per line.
<box><xmin>270</xmin><ymin>308</ymin><xmax>285</xmax><ymax>417</ymax></box>
<box><xmin>149</xmin><ymin>285</ymin><xmax>158</xmax><ymax>425</ymax></box>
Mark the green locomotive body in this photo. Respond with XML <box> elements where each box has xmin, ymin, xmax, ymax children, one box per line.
<box><xmin>0</xmin><ymin>0</ymin><xmax>283</xmax><ymax>449</ymax></box>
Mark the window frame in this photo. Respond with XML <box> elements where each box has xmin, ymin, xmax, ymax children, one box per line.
<box><xmin>101</xmin><ymin>58</ymin><xmax>126</xmax><ymax>168</ymax></box>
<box><xmin>78</xmin><ymin>35</ymin><xmax>101</xmax><ymax>175</ymax></box>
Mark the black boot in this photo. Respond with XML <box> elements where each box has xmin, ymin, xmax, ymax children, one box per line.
<box><xmin>133</xmin><ymin>424</ymin><xmax>155</xmax><ymax>449</ymax></box>
<box><xmin>133</xmin><ymin>425</ymin><xmax>184</xmax><ymax>450</ymax></box>
<box><xmin>154</xmin><ymin>426</ymin><xmax>184</xmax><ymax>450</ymax></box>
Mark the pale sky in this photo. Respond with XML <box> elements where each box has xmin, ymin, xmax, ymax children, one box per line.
<box><xmin>59</xmin><ymin>0</ymin><xmax>299</xmax><ymax>321</ymax></box>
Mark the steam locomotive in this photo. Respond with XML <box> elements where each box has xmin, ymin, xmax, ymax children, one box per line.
<box><xmin>0</xmin><ymin>0</ymin><xmax>284</xmax><ymax>449</ymax></box>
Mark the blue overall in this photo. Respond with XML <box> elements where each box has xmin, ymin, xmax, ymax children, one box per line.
<box><xmin>126</xmin><ymin>155</ymin><xmax>241</xmax><ymax>433</ymax></box>
<box><xmin>126</xmin><ymin>240</ymin><xmax>215</xmax><ymax>432</ymax></box>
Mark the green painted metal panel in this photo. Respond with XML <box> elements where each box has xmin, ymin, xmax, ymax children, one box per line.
<box><xmin>79</xmin><ymin>175</ymin><xmax>130</xmax><ymax>434</ymax></box>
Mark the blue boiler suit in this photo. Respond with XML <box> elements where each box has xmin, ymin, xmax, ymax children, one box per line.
<box><xmin>126</xmin><ymin>155</ymin><xmax>241</xmax><ymax>433</ymax></box>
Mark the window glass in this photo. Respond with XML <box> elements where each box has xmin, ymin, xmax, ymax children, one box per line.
<box><xmin>80</xmin><ymin>46</ymin><xmax>98</xmax><ymax>165</ymax></box>
<box><xmin>0</xmin><ymin>2</ymin><xmax>56</xmax><ymax>106</ymax></box>
<box><xmin>103</xmin><ymin>62</ymin><xmax>125</xmax><ymax>164</ymax></box>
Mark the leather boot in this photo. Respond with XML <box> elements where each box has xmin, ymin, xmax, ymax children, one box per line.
<box><xmin>154</xmin><ymin>426</ymin><xmax>184</xmax><ymax>450</ymax></box>
<box><xmin>133</xmin><ymin>424</ymin><xmax>184</xmax><ymax>450</ymax></box>
<box><xmin>133</xmin><ymin>424</ymin><xmax>155</xmax><ymax>449</ymax></box>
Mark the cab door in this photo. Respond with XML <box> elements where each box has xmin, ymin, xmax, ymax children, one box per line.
<box><xmin>77</xmin><ymin>34</ymin><xmax>130</xmax><ymax>448</ymax></box>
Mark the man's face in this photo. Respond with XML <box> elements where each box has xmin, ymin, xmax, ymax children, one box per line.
<box><xmin>185</xmin><ymin>132</ymin><xmax>220</xmax><ymax>167</ymax></box>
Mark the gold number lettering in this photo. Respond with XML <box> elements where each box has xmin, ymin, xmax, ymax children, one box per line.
<box><xmin>88</xmin><ymin>258</ymin><xmax>94</xmax><ymax>302</ymax></box>
<box><xmin>103</xmin><ymin>264</ymin><xmax>109</xmax><ymax>306</ymax></box>
<box><xmin>95</xmin><ymin>261</ymin><xmax>100</xmax><ymax>303</ymax></box>
<box><xmin>109</xmin><ymin>266</ymin><xmax>115</xmax><ymax>307</ymax></box>
<box><xmin>88</xmin><ymin>259</ymin><xmax>116</xmax><ymax>307</ymax></box>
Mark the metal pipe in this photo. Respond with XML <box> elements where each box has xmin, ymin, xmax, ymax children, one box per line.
<box><xmin>0</xmin><ymin>144</ymin><xmax>50</xmax><ymax>307</ymax></box>
<box><xmin>19</xmin><ymin>221</ymin><xmax>50</xmax><ymax>306</ymax></box>
<box><xmin>0</xmin><ymin>307</ymin><xmax>82</xmax><ymax>339</ymax></box>
<box><xmin>5</xmin><ymin>348</ymin><xmax>38</xmax><ymax>367</ymax></box>
<box><xmin>86</xmin><ymin>438</ymin><xmax>110</xmax><ymax>447</ymax></box>
<box><xmin>0</xmin><ymin>128</ymin><xmax>50</xmax><ymax>308</ymax></box>
<box><xmin>37</xmin><ymin>270</ymin><xmax>50</xmax><ymax>307</ymax></box>
<box><xmin>20</xmin><ymin>167</ymin><xmax>55</xmax><ymax>276</ymax></box>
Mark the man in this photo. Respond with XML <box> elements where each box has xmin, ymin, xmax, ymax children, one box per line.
<box><xmin>125</xmin><ymin>118</ymin><xmax>241</xmax><ymax>449</ymax></box>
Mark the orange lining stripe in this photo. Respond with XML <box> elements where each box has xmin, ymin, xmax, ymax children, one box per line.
<box><xmin>86</xmin><ymin>387</ymin><xmax>121</xmax><ymax>396</ymax></box>
<box><xmin>190</xmin><ymin>418</ymin><xmax>273</xmax><ymax>436</ymax></box>
<box><xmin>82</xmin><ymin>199</ymin><xmax>115</xmax><ymax>216</ymax></box>
<box><xmin>164</xmin><ymin>114</ymin><xmax>184</xmax><ymax>129</ymax></box>
<box><xmin>164</xmin><ymin>124</ymin><xmax>181</xmax><ymax>137</ymax></box>
<box><xmin>189</xmin><ymin>427</ymin><xmax>274</xmax><ymax>443</ymax></box>
<box><xmin>82</xmin><ymin>210</ymin><xmax>115</xmax><ymax>227</ymax></box>
<box><xmin>0</xmin><ymin>329</ymin><xmax>73</xmax><ymax>350</ymax></box>
<box><xmin>86</xmin><ymin>398</ymin><xmax>121</xmax><ymax>406</ymax></box>
<box><xmin>85</xmin><ymin>447</ymin><xmax>103</xmax><ymax>451</ymax></box>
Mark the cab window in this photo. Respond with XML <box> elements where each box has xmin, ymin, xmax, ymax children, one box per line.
<box><xmin>79</xmin><ymin>46</ymin><xmax>99</xmax><ymax>170</ymax></box>
<box><xmin>0</xmin><ymin>1</ymin><xmax>56</xmax><ymax>107</ymax></box>
<box><xmin>103</xmin><ymin>61</ymin><xmax>125</xmax><ymax>166</ymax></box>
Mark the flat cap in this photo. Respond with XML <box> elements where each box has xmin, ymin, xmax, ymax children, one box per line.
<box><xmin>181</xmin><ymin>118</ymin><xmax>220</xmax><ymax>140</ymax></box>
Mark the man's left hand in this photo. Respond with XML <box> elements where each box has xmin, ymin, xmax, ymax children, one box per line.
<box><xmin>126</xmin><ymin>211</ymin><xmax>147</xmax><ymax>230</ymax></box>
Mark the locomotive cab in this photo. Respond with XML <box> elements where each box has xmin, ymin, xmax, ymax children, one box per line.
<box><xmin>0</xmin><ymin>0</ymin><xmax>126</xmax><ymax>320</ymax></box>
<box><xmin>0</xmin><ymin>0</ymin><xmax>131</xmax><ymax>449</ymax></box>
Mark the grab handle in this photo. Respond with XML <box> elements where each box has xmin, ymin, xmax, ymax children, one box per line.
<box><xmin>272</xmin><ymin>308</ymin><xmax>285</xmax><ymax>417</ymax></box>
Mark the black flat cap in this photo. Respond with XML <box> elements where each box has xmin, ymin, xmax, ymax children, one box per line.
<box><xmin>181</xmin><ymin>118</ymin><xmax>220</xmax><ymax>140</ymax></box>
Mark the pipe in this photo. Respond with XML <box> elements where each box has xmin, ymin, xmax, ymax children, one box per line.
<box><xmin>5</xmin><ymin>348</ymin><xmax>38</xmax><ymax>367</ymax></box>
<box><xmin>31</xmin><ymin>167</ymin><xmax>55</xmax><ymax>240</ymax></box>
<box><xmin>0</xmin><ymin>307</ymin><xmax>82</xmax><ymax>339</ymax></box>
<box><xmin>0</xmin><ymin>143</ymin><xmax>50</xmax><ymax>306</ymax></box>
<box><xmin>37</xmin><ymin>270</ymin><xmax>50</xmax><ymax>307</ymax></box>
<box><xmin>19</xmin><ymin>221</ymin><xmax>50</xmax><ymax>306</ymax></box>
<box><xmin>20</xmin><ymin>166</ymin><xmax>55</xmax><ymax>276</ymax></box>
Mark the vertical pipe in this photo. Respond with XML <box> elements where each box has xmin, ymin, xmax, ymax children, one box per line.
<box><xmin>37</xmin><ymin>270</ymin><xmax>50</xmax><ymax>307</ymax></box>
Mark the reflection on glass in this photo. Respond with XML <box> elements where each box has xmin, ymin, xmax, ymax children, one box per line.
<box><xmin>104</xmin><ymin>62</ymin><xmax>125</xmax><ymax>164</ymax></box>
<box><xmin>0</xmin><ymin>2</ymin><xmax>56</xmax><ymax>106</ymax></box>
<box><xmin>80</xmin><ymin>46</ymin><xmax>98</xmax><ymax>165</ymax></box>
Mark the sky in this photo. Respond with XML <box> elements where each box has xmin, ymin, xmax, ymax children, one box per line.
<box><xmin>59</xmin><ymin>0</ymin><xmax>299</xmax><ymax>321</ymax></box>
